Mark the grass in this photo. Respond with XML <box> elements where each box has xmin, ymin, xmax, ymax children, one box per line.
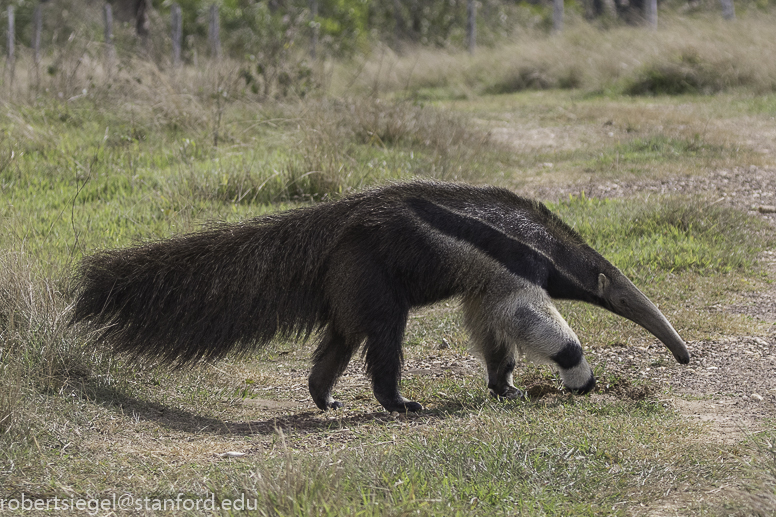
<box><xmin>0</xmin><ymin>94</ymin><xmax>502</xmax><ymax>270</ymax></box>
<box><xmin>0</xmin><ymin>353</ymin><xmax>756</xmax><ymax>514</ymax></box>
<box><xmin>336</xmin><ymin>12</ymin><xmax>776</xmax><ymax>99</ymax></box>
<box><xmin>1</xmin><ymin>100</ymin><xmax>773</xmax><ymax>513</ymax></box>
<box><xmin>2</xmin><ymin>13</ymin><xmax>776</xmax><ymax>515</ymax></box>
<box><xmin>229</xmin><ymin>404</ymin><xmax>700</xmax><ymax>515</ymax></box>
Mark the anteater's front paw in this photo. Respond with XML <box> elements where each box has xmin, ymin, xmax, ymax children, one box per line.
<box><xmin>565</xmin><ymin>375</ymin><xmax>596</xmax><ymax>395</ymax></box>
<box><xmin>400</xmin><ymin>400</ymin><xmax>423</xmax><ymax>412</ymax></box>
<box><xmin>489</xmin><ymin>385</ymin><xmax>525</xmax><ymax>400</ymax></box>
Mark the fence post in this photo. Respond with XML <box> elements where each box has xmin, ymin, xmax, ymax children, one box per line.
<box><xmin>553</xmin><ymin>0</ymin><xmax>564</xmax><ymax>33</ymax></box>
<box><xmin>645</xmin><ymin>0</ymin><xmax>657</xmax><ymax>29</ymax></box>
<box><xmin>602</xmin><ymin>0</ymin><xmax>617</xmax><ymax>18</ymax></box>
<box><xmin>171</xmin><ymin>3</ymin><xmax>182</xmax><ymax>67</ymax></box>
<box><xmin>309</xmin><ymin>0</ymin><xmax>318</xmax><ymax>60</ymax></box>
<box><xmin>208</xmin><ymin>4</ymin><xmax>221</xmax><ymax>60</ymax></box>
<box><xmin>7</xmin><ymin>6</ymin><xmax>15</xmax><ymax>77</ymax></box>
<box><xmin>719</xmin><ymin>0</ymin><xmax>735</xmax><ymax>20</ymax></box>
<box><xmin>467</xmin><ymin>0</ymin><xmax>476</xmax><ymax>54</ymax></box>
<box><xmin>103</xmin><ymin>4</ymin><xmax>115</xmax><ymax>75</ymax></box>
<box><xmin>32</xmin><ymin>3</ymin><xmax>42</xmax><ymax>66</ymax></box>
<box><xmin>392</xmin><ymin>0</ymin><xmax>404</xmax><ymax>47</ymax></box>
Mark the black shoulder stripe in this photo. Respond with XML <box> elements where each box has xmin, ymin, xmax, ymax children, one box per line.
<box><xmin>405</xmin><ymin>197</ymin><xmax>550</xmax><ymax>286</ymax></box>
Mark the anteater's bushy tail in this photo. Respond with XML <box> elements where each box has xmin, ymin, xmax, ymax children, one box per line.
<box><xmin>72</xmin><ymin>208</ymin><xmax>336</xmax><ymax>366</ymax></box>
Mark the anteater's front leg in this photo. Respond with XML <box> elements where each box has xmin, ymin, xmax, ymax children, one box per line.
<box><xmin>483</xmin><ymin>339</ymin><xmax>523</xmax><ymax>400</ymax></box>
<box><xmin>511</xmin><ymin>300</ymin><xmax>596</xmax><ymax>395</ymax></box>
<box><xmin>463</xmin><ymin>295</ymin><xmax>524</xmax><ymax>400</ymax></box>
<box><xmin>465</xmin><ymin>284</ymin><xmax>596</xmax><ymax>398</ymax></box>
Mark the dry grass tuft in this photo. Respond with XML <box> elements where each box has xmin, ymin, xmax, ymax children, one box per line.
<box><xmin>295</xmin><ymin>96</ymin><xmax>493</xmax><ymax>181</ymax></box>
<box><xmin>0</xmin><ymin>251</ymin><xmax>92</xmax><ymax>439</ymax></box>
<box><xmin>153</xmin><ymin>94</ymin><xmax>496</xmax><ymax>206</ymax></box>
<box><xmin>236</xmin><ymin>432</ymin><xmax>346</xmax><ymax>514</ymax></box>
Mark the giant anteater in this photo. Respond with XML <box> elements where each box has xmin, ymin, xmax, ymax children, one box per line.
<box><xmin>72</xmin><ymin>181</ymin><xmax>689</xmax><ymax>412</ymax></box>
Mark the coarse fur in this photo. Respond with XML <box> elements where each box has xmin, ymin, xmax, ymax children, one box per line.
<box><xmin>72</xmin><ymin>181</ymin><xmax>688</xmax><ymax>412</ymax></box>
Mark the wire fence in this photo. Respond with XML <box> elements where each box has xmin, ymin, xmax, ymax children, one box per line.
<box><xmin>0</xmin><ymin>0</ymin><xmax>741</xmax><ymax>98</ymax></box>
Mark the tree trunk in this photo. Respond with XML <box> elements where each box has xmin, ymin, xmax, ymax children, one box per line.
<box><xmin>645</xmin><ymin>0</ymin><xmax>657</xmax><ymax>29</ymax></box>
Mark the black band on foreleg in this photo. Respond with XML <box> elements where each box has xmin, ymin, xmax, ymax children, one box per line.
<box><xmin>552</xmin><ymin>341</ymin><xmax>595</xmax><ymax>394</ymax></box>
<box><xmin>550</xmin><ymin>341</ymin><xmax>583</xmax><ymax>370</ymax></box>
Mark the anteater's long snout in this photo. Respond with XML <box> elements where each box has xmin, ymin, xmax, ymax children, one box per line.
<box><xmin>603</xmin><ymin>273</ymin><xmax>690</xmax><ymax>364</ymax></box>
<box><xmin>628</xmin><ymin>290</ymin><xmax>690</xmax><ymax>364</ymax></box>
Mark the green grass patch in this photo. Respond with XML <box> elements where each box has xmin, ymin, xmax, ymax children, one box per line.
<box><xmin>597</xmin><ymin>135</ymin><xmax>728</xmax><ymax>166</ymax></box>
<box><xmin>550</xmin><ymin>193</ymin><xmax>771</xmax><ymax>279</ymax></box>
<box><xmin>232</xmin><ymin>403</ymin><xmax>689</xmax><ymax>516</ymax></box>
<box><xmin>0</xmin><ymin>96</ymin><xmax>500</xmax><ymax>270</ymax></box>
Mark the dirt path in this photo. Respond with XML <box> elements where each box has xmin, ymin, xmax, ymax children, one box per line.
<box><xmin>528</xmin><ymin>165</ymin><xmax>776</xmax><ymax>217</ymax></box>
<box><xmin>529</xmin><ymin>166</ymin><xmax>776</xmax><ymax>441</ymax></box>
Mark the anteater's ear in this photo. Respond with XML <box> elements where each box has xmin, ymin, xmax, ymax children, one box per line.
<box><xmin>597</xmin><ymin>273</ymin><xmax>610</xmax><ymax>296</ymax></box>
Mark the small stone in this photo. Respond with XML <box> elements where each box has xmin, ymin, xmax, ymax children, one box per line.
<box><xmin>757</xmin><ymin>205</ymin><xmax>776</xmax><ymax>214</ymax></box>
<box><xmin>219</xmin><ymin>451</ymin><xmax>246</xmax><ymax>458</ymax></box>
<box><xmin>751</xmin><ymin>393</ymin><xmax>764</xmax><ymax>402</ymax></box>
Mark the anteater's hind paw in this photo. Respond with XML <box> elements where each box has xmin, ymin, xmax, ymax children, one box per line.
<box><xmin>381</xmin><ymin>399</ymin><xmax>423</xmax><ymax>413</ymax></box>
<box><xmin>313</xmin><ymin>397</ymin><xmax>344</xmax><ymax>411</ymax></box>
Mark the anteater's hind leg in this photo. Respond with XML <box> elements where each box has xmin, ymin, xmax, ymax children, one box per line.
<box><xmin>363</xmin><ymin>312</ymin><xmax>422</xmax><ymax>413</ymax></box>
<box><xmin>308</xmin><ymin>326</ymin><xmax>362</xmax><ymax>410</ymax></box>
<box><xmin>325</xmin><ymin>245</ymin><xmax>420</xmax><ymax>413</ymax></box>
